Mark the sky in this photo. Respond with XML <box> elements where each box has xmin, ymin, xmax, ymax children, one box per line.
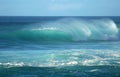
<box><xmin>0</xmin><ymin>0</ymin><xmax>120</xmax><ymax>16</ymax></box>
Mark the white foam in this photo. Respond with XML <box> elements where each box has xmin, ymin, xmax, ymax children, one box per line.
<box><xmin>31</xmin><ymin>27</ymin><xmax>58</xmax><ymax>31</ymax></box>
<box><xmin>89</xmin><ymin>69</ymin><xmax>100</xmax><ymax>72</ymax></box>
<box><xmin>0</xmin><ymin>49</ymin><xmax>120</xmax><ymax>67</ymax></box>
<box><xmin>0</xmin><ymin>62</ymin><xmax>25</xmax><ymax>67</ymax></box>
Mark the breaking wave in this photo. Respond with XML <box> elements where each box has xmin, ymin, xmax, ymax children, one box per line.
<box><xmin>0</xmin><ymin>18</ymin><xmax>119</xmax><ymax>42</ymax></box>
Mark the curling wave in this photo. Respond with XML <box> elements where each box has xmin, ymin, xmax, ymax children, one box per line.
<box><xmin>0</xmin><ymin>18</ymin><xmax>119</xmax><ymax>42</ymax></box>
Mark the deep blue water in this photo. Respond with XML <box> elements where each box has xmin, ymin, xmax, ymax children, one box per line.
<box><xmin>0</xmin><ymin>16</ymin><xmax>120</xmax><ymax>77</ymax></box>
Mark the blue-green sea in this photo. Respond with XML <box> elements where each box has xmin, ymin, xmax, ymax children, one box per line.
<box><xmin>0</xmin><ymin>16</ymin><xmax>120</xmax><ymax>77</ymax></box>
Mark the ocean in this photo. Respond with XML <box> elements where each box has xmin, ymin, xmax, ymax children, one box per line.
<box><xmin>0</xmin><ymin>16</ymin><xmax>120</xmax><ymax>77</ymax></box>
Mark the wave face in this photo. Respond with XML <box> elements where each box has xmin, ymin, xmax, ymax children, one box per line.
<box><xmin>0</xmin><ymin>18</ymin><xmax>119</xmax><ymax>42</ymax></box>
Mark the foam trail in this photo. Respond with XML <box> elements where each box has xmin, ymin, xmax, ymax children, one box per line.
<box><xmin>0</xmin><ymin>49</ymin><xmax>120</xmax><ymax>67</ymax></box>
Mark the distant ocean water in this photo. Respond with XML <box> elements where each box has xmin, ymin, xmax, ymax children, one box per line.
<box><xmin>0</xmin><ymin>16</ymin><xmax>120</xmax><ymax>77</ymax></box>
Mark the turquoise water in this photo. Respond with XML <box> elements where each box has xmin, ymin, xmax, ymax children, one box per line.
<box><xmin>0</xmin><ymin>16</ymin><xmax>120</xmax><ymax>77</ymax></box>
